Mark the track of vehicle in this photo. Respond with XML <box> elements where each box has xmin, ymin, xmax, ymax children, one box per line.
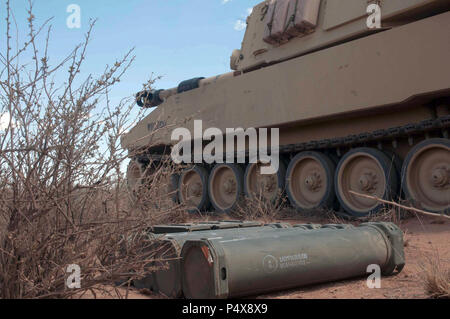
<box><xmin>129</xmin><ymin>113</ymin><xmax>450</xmax><ymax>217</ymax></box>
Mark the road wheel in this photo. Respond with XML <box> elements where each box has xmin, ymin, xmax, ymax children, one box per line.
<box><xmin>383</xmin><ymin>149</ymin><xmax>404</xmax><ymax>196</ymax></box>
<box><xmin>286</xmin><ymin>152</ymin><xmax>336</xmax><ymax>212</ymax></box>
<box><xmin>178</xmin><ymin>166</ymin><xmax>210</xmax><ymax>213</ymax></box>
<box><xmin>402</xmin><ymin>138</ymin><xmax>450</xmax><ymax>214</ymax></box>
<box><xmin>169</xmin><ymin>173</ymin><xmax>180</xmax><ymax>203</ymax></box>
<box><xmin>335</xmin><ymin>148</ymin><xmax>398</xmax><ymax>217</ymax></box>
<box><xmin>127</xmin><ymin>160</ymin><xmax>145</xmax><ymax>190</ymax></box>
<box><xmin>209</xmin><ymin>164</ymin><xmax>244</xmax><ymax>214</ymax></box>
<box><xmin>126</xmin><ymin>159</ymin><xmax>149</xmax><ymax>203</ymax></box>
<box><xmin>244</xmin><ymin>161</ymin><xmax>286</xmax><ymax>202</ymax></box>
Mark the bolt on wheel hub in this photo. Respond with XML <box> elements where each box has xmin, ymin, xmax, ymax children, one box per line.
<box><xmin>358</xmin><ymin>171</ymin><xmax>378</xmax><ymax>193</ymax></box>
<box><xmin>431</xmin><ymin>166</ymin><xmax>449</xmax><ymax>189</ymax></box>
<box><xmin>304</xmin><ymin>172</ymin><xmax>322</xmax><ymax>192</ymax></box>
<box><xmin>223</xmin><ymin>179</ymin><xmax>236</xmax><ymax>194</ymax></box>
<box><xmin>190</xmin><ymin>182</ymin><xmax>203</xmax><ymax>197</ymax></box>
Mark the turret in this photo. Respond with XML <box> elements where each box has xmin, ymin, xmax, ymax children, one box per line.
<box><xmin>135</xmin><ymin>0</ymin><xmax>450</xmax><ymax>108</ymax></box>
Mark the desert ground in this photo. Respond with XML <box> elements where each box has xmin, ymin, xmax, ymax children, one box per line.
<box><xmin>82</xmin><ymin>213</ymin><xmax>449</xmax><ymax>300</ymax></box>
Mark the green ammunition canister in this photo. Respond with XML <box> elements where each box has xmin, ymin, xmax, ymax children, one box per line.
<box><xmin>181</xmin><ymin>222</ymin><xmax>405</xmax><ymax>299</ymax></box>
<box><xmin>153</xmin><ymin>223</ymin><xmax>299</xmax><ymax>297</ymax></box>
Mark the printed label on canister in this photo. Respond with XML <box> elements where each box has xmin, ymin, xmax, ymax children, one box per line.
<box><xmin>263</xmin><ymin>253</ymin><xmax>309</xmax><ymax>273</ymax></box>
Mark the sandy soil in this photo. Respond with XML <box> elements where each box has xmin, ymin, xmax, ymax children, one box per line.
<box><xmin>87</xmin><ymin>214</ymin><xmax>449</xmax><ymax>299</ymax></box>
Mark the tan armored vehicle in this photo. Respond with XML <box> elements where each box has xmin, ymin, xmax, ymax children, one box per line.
<box><xmin>122</xmin><ymin>0</ymin><xmax>450</xmax><ymax>217</ymax></box>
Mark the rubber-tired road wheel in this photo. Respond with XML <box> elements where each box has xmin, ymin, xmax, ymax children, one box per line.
<box><xmin>209</xmin><ymin>163</ymin><xmax>244</xmax><ymax>214</ymax></box>
<box><xmin>127</xmin><ymin>159</ymin><xmax>152</xmax><ymax>203</ymax></box>
<box><xmin>178</xmin><ymin>166</ymin><xmax>210</xmax><ymax>213</ymax></box>
<box><xmin>127</xmin><ymin>160</ymin><xmax>146</xmax><ymax>193</ymax></box>
<box><xmin>169</xmin><ymin>173</ymin><xmax>180</xmax><ymax>203</ymax></box>
<box><xmin>335</xmin><ymin>148</ymin><xmax>399</xmax><ymax>217</ymax></box>
<box><xmin>383</xmin><ymin>150</ymin><xmax>403</xmax><ymax>196</ymax></box>
<box><xmin>402</xmin><ymin>138</ymin><xmax>450</xmax><ymax>214</ymax></box>
<box><xmin>244</xmin><ymin>161</ymin><xmax>286</xmax><ymax>202</ymax></box>
<box><xmin>286</xmin><ymin>151</ymin><xmax>336</xmax><ymax>212</ymax></box>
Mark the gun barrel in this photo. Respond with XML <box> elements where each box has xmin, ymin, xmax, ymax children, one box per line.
<box><xmin>135</xmin><ymin>72</ymin><xmax>236</xmax><ymax>108</ymax></box>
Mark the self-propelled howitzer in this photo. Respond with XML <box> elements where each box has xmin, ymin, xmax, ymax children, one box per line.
<box><xmin>123</xmin><ymin>0</ymin><xmax>450</xmax><ymax>217</ymax></box>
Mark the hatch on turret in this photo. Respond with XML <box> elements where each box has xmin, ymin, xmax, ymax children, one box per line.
<box><xmin>230</xmin><ymin>0</ymin><xmax>448</xmax><ymax>73</ymax></box>
<box><xmin>230</xmin><ymin>0</ymin><xmax>323</xmax><ymax>72</ymax></box>
<box><xmin>263</xmin><ymin>0</ymin><xmax>320</xmax><ymax>45</ymax></box>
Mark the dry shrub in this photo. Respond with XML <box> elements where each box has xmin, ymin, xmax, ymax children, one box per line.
<box><xmin>419</xmin><ymin>254</ymin><xmax>450</xmax><ymax>299</ymax></box>
<box><xmin>233</xmin><ymin>192</ymin><xmax>287</xmax><ymax>223</ymax></box>
<box><xmin>127</xmin><ymin>158</ymin><xmax>187</xmax><ymax>225</ymax></box>
<box><xmin>402</xmin><ymin>229</ymin><xmax>411</xmax><ymax>247</ymax></box>
<box><xmin>324</xmin><ymin>209</ymin><xmax>350</xmax><ymax>224</ymax></box>
<box><xmin>326</xmin><ymin>204</ymin><xmax>411</xmax><ymax>226</ymax></box>
<box><xmin>0</xmin><ymin>1</ymin><xmax>182</xmax><ymax>299</ymax></box>
<box><xmin>361</xmin><ymin>207</ymin><xmax>404</xmax><ymax>225</ymax></box>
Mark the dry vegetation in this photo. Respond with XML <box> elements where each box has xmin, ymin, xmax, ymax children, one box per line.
<box><xmin>419</xmin><ymin>253</ymin><xmax>450</xmax><ymax>299</ymax></box>
<box><xmin>233</xmin><ymin>192</ymin><xmax>287</xmax><ymax>223</ymax></box>
<box><xmin>0</xmin><ymin>1</ymin><xmax>186</xmax><ymax>299</ymax></box>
